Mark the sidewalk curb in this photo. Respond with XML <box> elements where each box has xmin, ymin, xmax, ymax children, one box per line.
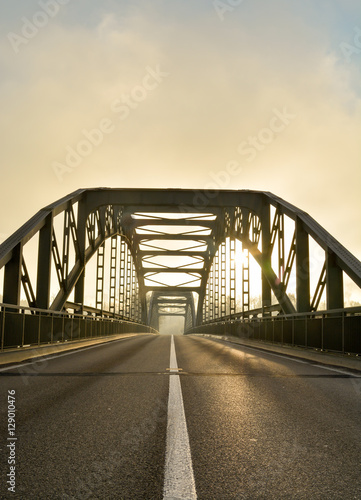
<box><xmin>0</xmin><ymin>332</ymin><xmax>155</xmax><ymax>367</ymax></box>
<box><xmin>192</xmin><ymin>333</ymin><xmax>361</xmax><ymax>374</ymax></box>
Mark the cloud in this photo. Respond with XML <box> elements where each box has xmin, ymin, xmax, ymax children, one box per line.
<box><xmin>0</xmin><ymin>0</ymin><xmax>360</xmax><ymax>259</ymax></box>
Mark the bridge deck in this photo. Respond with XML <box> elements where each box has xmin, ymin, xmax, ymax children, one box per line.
<box><xmin>1</xmin><ymin>333</ymin><xmax>360</xmax><ymax>498</ymax></box>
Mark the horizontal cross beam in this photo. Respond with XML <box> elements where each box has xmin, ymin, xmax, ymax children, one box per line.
<box><xmin>127</xmin><ymin>219</ymin><xmax>216</xmax><ymax>227</ymax></box>
<box><xmin>141</xmin><ymin>268</ymin><xmax>204</xmax><ymax>274</ymax></box>
<box><xmin>138</xmin><ymin>251</ymin><xmax>207</xmax><ymax>257</ymax></box>
<box><xmin>134</xmin><ymin>234</ymin><xmax>213</xmax><ymax>241</ymax></box>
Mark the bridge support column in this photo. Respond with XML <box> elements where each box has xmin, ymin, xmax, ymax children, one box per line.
<box><xmin>141</xmin><ymin>295</ymin><xmax>148</xmax><ymax>324</ymax></box>
<box><xmin>261</xmin><ymin>204</ymin><xmax>272</xmax><ymax>310</ymax></box>
<box><xmin>190</xmin><ymin>295</ymin><xmax>196</xmax><ymax>328</ymax></box>
<box><xmin>220</xmin><ymin>241</ymin><xmax>226</xmax><ymax>317</ymax></box>
<box><xmin>74</xmin><ymin>200</ymin><xmax>87</xmax><ymax>310</ymax></box>
<box><xmin>3</xmin><ymin>242</ymin><xmax>22</xmax><ymax>305</ymax></box>
<box><xmin>109</xmin><ymin>236</ymin><xmax>118</xmax><ymax>314</ymax></box>
<box><xmin>296</xmin><ymin>218</ymin><xmax>310</xmax><ymax>312</ymax></box>
<box><xmin>229</xmin><ymin>236</ymin><xmax>236</xmax><ymax>319</ymax></box>
<box><xmin>119</xmin><ymin>238</ymin><xmax>126</xmax><ymax>316</ymax></box>
<box><xmin>209</xmin><ymin>268</ymin><xmax>214</xmax><ymax>322</ymax></box>
<box><xmin>326</xmin><ymin>251</ymin><xmax>344</xmax><ymax>309</ymax></box>
<box><xmin>125</xmin><ymin>246</ymin><xmax>131</xmax><ymax>318</ymax></box>
<box><xmin>214</xmin><ymin>250</ymin><xmax>219</xmax><ymax>319</ymax></box>
<box><xmin>242</xmin><ymin>248</ymin><xmax>249</xmax><ymax>314</ymax></box>
<box><xmin>96</xmin><ymin>243</ymin><xmax>105</xmax><ymax>311</ymax></box>
<box><xmin>36</xmin><ymin>214</ymin><xmax>53</xmax><ymax>309</ymax></box>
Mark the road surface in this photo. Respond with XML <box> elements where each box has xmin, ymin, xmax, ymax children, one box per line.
<box><xmin>1</xmin><ymin>334</ymin><xmax>361</xmax><ymax>499</ymax></box>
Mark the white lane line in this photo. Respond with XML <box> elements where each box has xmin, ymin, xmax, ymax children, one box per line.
<box><xmin>239</xmin><ymin>345</ymin><xmax>310</xmax><ymax>364</ymax></box>
<box><xmin>163</xmin><ymin>335</ymin><xmax>197</xmax><ymax>500</ymax></box>
<box><xmin>222</xmin><ymin>341</ymin><xmax>361</xmax><ymax>377</ymax></box>
<box><xmin>0</xmin><ymin>336</ymin><xmax>134</xmax><ymax>372</ymax></box>
<box><xmin>304</xmin><ymin>363</ymin><xmax>361</xmax><ymax>377</ymax></box>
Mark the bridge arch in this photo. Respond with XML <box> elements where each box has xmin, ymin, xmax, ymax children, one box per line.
<box><xmin>1</xmin><ymin>189</ymin><xmax>360</xmax><ymax>338</ymax></box>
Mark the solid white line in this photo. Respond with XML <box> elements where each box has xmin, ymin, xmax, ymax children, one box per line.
<box><xmin>0</xmin><ymin>336</ymin><xmax>134</xmax><ymax>372</ymax></box>
<box><xmin>239</xmin><ymin>345</ymin><xmax>310</xmax><ymax>364</ymax></box>
<box><xmin>304</xmin><ymin>362</ymin><xmax>361</xmax><ymax>377</ymax></box>
<box><xmin>163</xmin><ymin>335</ymin><xmax>197</xmax><ymax>500</ymax></box>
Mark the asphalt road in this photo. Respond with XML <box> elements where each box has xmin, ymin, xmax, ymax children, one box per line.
<box><xmin>1</xmin><ymin>334</ymin><xmax>361</xmax><ymax>499</ymax></box>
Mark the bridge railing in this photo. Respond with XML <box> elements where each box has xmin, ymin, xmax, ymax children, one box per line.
<box><xmin>0</xmin><ymin>303</ymin><xmax>157</xmax><ymax>351</ymax></box>
<box><xmin>186</xmin><ymin>307</ymin><xmax>361</xmax><ymax>355</ymax></box>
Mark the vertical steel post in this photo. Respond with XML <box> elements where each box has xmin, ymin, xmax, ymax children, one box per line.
<box><xmin>190</xmin><ymin>294</ymin><xmax>196</xmax><ymax>329</ymax></box>
<box><xmin>214</xmin><ymin>250</ymin><xmax>219</xmax><ymax>319</ymax></box>
<box><xmin>1</xmin><ymin>307</ymin><xmax>5</xmax><ymax>350</ymax></box>
<box><xmin>261</xmin><ymin>203</ymin><xmax>272</xmax><ymax>311</ymax></box>
<box><xmin>296</xmin><ymin>218</ymin><xmax>310</xmax><ymax>312</ymax></box>
<box><xmin>242</xmin><ymin>248</ymin><xmax>249</xmax><ymax>316</ymax></box>
<box><xmin>62</xmin><ymin>208</ymin><xmax>71</xmax><ymax>285</ymax></box>
<box><xmin>38</xmin><ymin>312</ymin><xmax>41</xmax><ymax>345</ymax></box>
<box><xmin>109</xmin><ymin>236</ymin><xmax>117</xmax><ymax>314</ymax></box>
<box><xmin>3</xmin><ymin>242</ymin><xmax>23</xmax><ymax>306</ymax></box>
<box><xmin>221</xmin><ymin>241</ymin><xmax>226</xmax><ymax>317</ymax></box>
<box><xmin>96</xmin><ymin>242</ymin><xmax>105</xmax><ymax>311</ymax></box>
<box><xmin>22</xmin><ymin>312</ymin><xmax>25</xmax><ymax>347</ymax></box>
<box><xmin>61</xmin><ymin>314</ymin><xmax>64</xmax><ymax>342</ymax></box>
<box><xmin>135</xmin><ymin>276</ymin><xmax>140</xmax><ymax>321</ymax></box>
<box><xmin>131</xmin><ymin>259</ymin><xmax>136</xmax><ymax>320</ymax></box>
<box><xmin>321</xmin><ymin>314</ymin><xmax>324</xmax><ymax>351</ymax></box>
<box><xmin>51</xmin><ymin>314</ymin><xmax>54</xmax><ymax>343</ymax></box>
<box><xmin>342</xmin><ymin>311</ymin><xmax>345</xmax><ymax>353</ymax></box>
<box><xmin>326</xmin><ymin>250</ymin><xmax>344</xmax><ymax>310</ymax></box>
<box><xmin>278</xmin><ymin>213</ymin><xmax>285</xmax><ymax>282</ymax></box>
<box><xmin>119</xmin><ymin>238</ymin><xmax>126</xmax><ymax>316</ymax></box>
<box><xmin>229</xmin><ymin>236</ymin><xmax>236</xmax><ymax>319</ymax></box>
<box><xmin>208</xmin><ymin>283</ymin><xmax>212</xmax><ymax>323</ymax></box>
<box><xmin>125</xmin><ymin>246</ymin><xmax>131</xmax><ymax>318</ymax></box>
<box><xmin>36</xmin><ymin>213</ymin><xmax>53</xmax><ymax>309</ymax></box>
<box><xmin>209</xmin><ymin>267</ymin><xmax>214</xmax><ymax>322</ymax></box>
<box><xmin>75</xmin><ymin>199</ymin><xmax>87</xmax><ymax>309</ymax></box>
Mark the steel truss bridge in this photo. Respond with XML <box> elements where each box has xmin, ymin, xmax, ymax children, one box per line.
<box><xmin>0</xmin><ymin>188</ymin><xmax>361</xmax><ymax>353</ymax></box>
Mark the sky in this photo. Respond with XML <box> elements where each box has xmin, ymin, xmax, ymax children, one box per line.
<box><xmin>0</xmin><ymin>0</ymin><xmax>360</xmax><ymax>263</ymax></box>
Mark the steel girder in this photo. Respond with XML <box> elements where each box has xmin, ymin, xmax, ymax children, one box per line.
<box><xmin>1</xmin><ymin>188</ymin><xmax>360</xmax><ymax>328</ymax></box>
